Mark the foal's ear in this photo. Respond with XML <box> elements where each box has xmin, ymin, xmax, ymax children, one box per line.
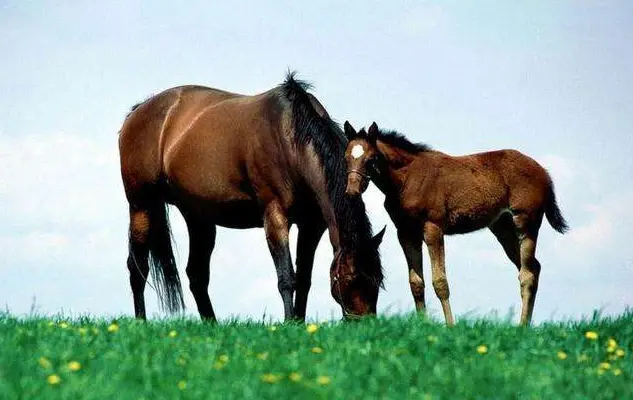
<box><xmin>367</xmin><ymin>122</ymin><xmax>379</xmax><ymax>140</ymax></box>
<box><xmin>344</xmin><ymin>121</ymin><xmax>357</xmax><ymax>140</ymax></box>
<box><xmin>371</xmin><ymin>225</ymin><xmax>387</xmax><ymax>248</ymax></box>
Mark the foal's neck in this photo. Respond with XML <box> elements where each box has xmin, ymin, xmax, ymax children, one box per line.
<box><xmin>373</xmin><ymin>140</ymin><xmax>417</xmax><ymax>198</ymax></box>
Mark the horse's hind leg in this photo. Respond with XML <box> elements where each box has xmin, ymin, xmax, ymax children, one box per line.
<box><xmin>294</xmin><ymin>220</ymin><xmax>326</xmax><ymax>321</ymax></box>
<box><xmin>127</xmin><ymin>207</ymin><xmax>151</xmax><ymax>319</ymax></box>
<box><xmin>424</xmin><ymin>221</ymin><xmax>454</xmax><ymax>326</ymax></box>
<box><xmin>185</xmin><ymin>218</ymin><xmax>217</xmax><ymax>321</ymax></box>
<box><xmin>397</xmin><ymin>226</ymin><xmax>426</xmax><ymax>312</ymax></box>
<box><xmin>264</xmin><ymin>202</ymin><xmax>296</xmax><ymax>321</ymax></box>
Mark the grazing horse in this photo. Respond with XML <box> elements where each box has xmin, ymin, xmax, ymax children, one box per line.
<box><xmin>343</xmin><ymin>122</ymin><xmax>568</xmax><ymax>326</ymax></box>
<box><xmin>117</xmin><ymin>74</ymin><xmax>385</xmax><ymax>322</ymax></box>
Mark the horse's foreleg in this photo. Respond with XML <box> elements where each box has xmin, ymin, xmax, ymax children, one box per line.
<box><xmin>397</xmin><ymin>226</ymin><xmax>426</xmax><ymax>312</ymax></box>
<box><xmin>127</xmin><ymin>207</ymin><xmax>150</xmax><ymax>319</ymax></box>
<box><xmin>424</xmin><ymin>222</ymin><xmax>454</xmax><ymax>326</ymax></box>
<box><xmin>264</xmin><ymin>202</ymin><xmax>296</xmax><ymax>321</ymax></box>
<box><xmin>294</xmin><ymin>221</ymin><xmax>326</xmax><ymax>321</ymax></box>
<box><xmin>185</xmin><ymin>219</ymin><xmax>217</xmax><ymax>321</ymax></box>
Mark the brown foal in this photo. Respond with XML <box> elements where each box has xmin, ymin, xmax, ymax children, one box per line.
<box><xmin>344</xmin><ymin>122</ymin><xmax>568</xmax><ymax>326</ymax></box>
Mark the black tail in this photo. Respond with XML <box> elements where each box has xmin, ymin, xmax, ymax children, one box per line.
<box><xmin>545</xmin><ymin>184</ymin><xmax>569</xmax><ymax>234</ymax></box>
<box><xmin>147</xmin><ymin>203</ymin><xmax>185</xmax><ymax>313</ymax></box>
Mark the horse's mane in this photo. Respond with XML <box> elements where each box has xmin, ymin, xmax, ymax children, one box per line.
<box><xmin>375</xmin><ymin>129</ymin><xmax>432</xmax><ymax>153</ymax></box>
<box><xmin>278</xmin><ymin>72</ymin><xmax>383</xmax><ymax>287</ymax></box>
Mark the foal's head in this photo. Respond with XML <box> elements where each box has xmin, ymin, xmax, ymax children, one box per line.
<box><xmin>344</xmin><ymin>121</ymin><xmax>381</xmax><ymax>197</ymax></box>
<box><xmin>330</xmin><ymin>225</ymin><xmax>386</xmax><ymax>318</ymax></box>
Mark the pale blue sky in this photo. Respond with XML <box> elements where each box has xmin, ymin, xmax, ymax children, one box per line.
<box><xmin>1</xmin><ymin>1</ymin><xmax>631</xmax><ymax>323</ymax></box>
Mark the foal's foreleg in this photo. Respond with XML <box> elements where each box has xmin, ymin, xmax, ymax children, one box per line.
<box><xmin>294</xmin><ymin>222</ymin><xmax>325</xmax><ymax>321</ymax></box>
<box><xmin>397</xmin><ymin>227</ymin><xmax>426</xmax><ymax>312</ymax></box>
<box><xmin>264</xmin><ymin>202</ymin><xmax>296</xmax><ymax>321</ymax></box>
<box><xmin>424</xmin><ymin>222</ymin><xmax>455</xmax><ymax>326</ymax></box>
<box><xmin>127</xmin><ymin>208</ymin><xmax>150</xmax><ymax>319</ymax></box>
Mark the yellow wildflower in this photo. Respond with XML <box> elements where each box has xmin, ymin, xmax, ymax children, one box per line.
<box><xmin>218</xmin><ymin>355</ymin><xmax>229</xmax><ymax>363</ymax></box>
<box><xmin>107</xmin><ymin>323</ymin><xmax>119</xmax><ymax>333</ymax></box>
<box><xmin>78</xmin><ymin>327</ymin><xmax>87</xmax><ymax>336</ymax></box>
<box><xmin>39</xmin><ymin>357</ymin><xmax>52</xmax><ymax>369</ymax></box>
<box><xmin>212</xmin><ymin>361</ymin><xmax>224</xmax><ymax>370</ymax></box>
<box><xmin>47</xmin><ymin>321</ymin><xmax>55</xmax><ymax>327</ymax></box>
<box><xmin>613</xmin><ymin>368</ymin><xmax>622</xmax><ymax>376</ymax></box>
<box><xmin>256</xmin><ymin>352</ymin><xmax>269</xmax><ymax>360</ymax></box>
<box><xmin>261</xmin><ymin>373</ymin><xmax>282</xmax><ymax>384</ymax></box>
<box><xmin>476</xmin><ymin>345</ymin><xmax>488</xmax><ymax>354</ymax></box>
<box><xmin>306</xmin><ymin>323</ymin><xmax>319</xmax><ymax>334</ymax></box>
<box><xmin>584</xmin><ymin>331</ymin><xmax>598</xmax><ymax>340</ymax></box>
<box><xmin>67</xmin><ymin>361</ymin><xmax>81</xmax><ymax>372</ymax></box>
<box><xmin>268</xmin><ymin>325</ymin><xmax>278</xmax><ymax>332</ymax></box>
<box><xmin>47</xmin><ymin>374</ymin><xmax>61</xmax><ymax>385</ymax></box>
<box><xmin>598</xmin><ymin>362</ymin><xmax>611</xmax><ymax>370</ymax></box>
<box><xmin>556</xmin><ymin>351</ymin><xmax>567</xmax><ymax>360</ymax></box>
<box><xmin>59</xmin><ymin>322</ymin><xmax>69</xmax><ymax>329</ymax></box>
<box><xmin>168</xmin><ymin>330</ymin><xmax>177</xmax><ymax>338</ymax></box>
<box><xmin>311</xmin><ymin>347</ymin><xmax>323</xmax><ymax>354</ymax></box>
<box><xmin>177</xmin><ymin>380</ymin><xmax>187</xmax><ymax>390</ymax></box>
<box><xmin>289</xmin><ymin>372</ymin><xmax>302</xmax><ymax>382</ymax></box>
<box><xmin>176</xmin><ymin>357</ymin><xmax>187</xmax><ymax>366</ymax></box>
<box><xmin>615</xmin><ymin>349</ymin><xmax>625</xmax><ymax>358</ymax></box>
<box><xmin>316</xmin><ymin>376</ymin><xmax>331</xmax><ymax>385</ymax></box>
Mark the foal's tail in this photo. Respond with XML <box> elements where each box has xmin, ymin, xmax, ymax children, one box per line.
<box><xmin>545</xmin><ymin>183</ymin><xmax>569</xmax><ymax>234</ymax></box>
<box><xmin>145</xmin><ymin>203</ymin><xmax>185</xmax><ymax>313</ymax></box>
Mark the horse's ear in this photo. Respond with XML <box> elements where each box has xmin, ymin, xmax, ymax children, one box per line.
<box><xmin>368</xmin><ymin>122</ymin><xmax>379</xmax><ymax>140</ymax></box>
<box><xmin>371</xmin><ymin>225</ymin><xmax>386</xmax><ymax>248</ymax></box>
<box><xmin>344</xmin><ymin>121</ymin><xmax>357</xmax><ymax>140</ymax></box>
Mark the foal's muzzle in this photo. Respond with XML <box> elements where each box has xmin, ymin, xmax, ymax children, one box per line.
<box><xmin>346</xmin><ymin>170</ymin><xmax>369</xmax><ymax>197</ymax></box>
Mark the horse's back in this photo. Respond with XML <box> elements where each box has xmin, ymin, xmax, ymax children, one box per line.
<box><xmin>118</xmin><ymin>85</ymin><xmax>247</xmax><ymax>204</ymax></box>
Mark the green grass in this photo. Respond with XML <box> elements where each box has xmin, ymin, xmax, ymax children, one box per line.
<box><xmin>1</xmin><ymin>312</ymin><xmax>631</xmax><ymax>399</ymax></box>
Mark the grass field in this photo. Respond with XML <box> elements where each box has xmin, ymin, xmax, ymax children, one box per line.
<box><xmin>1</xmin><ymin>312</ymin><xmax>631</xmax><ymax>399</ymax></box>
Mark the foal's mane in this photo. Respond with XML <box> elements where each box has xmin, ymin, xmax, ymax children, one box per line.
<box><xmin>278</xmin><ymin>72</ymin><xmax>383</xmax><ymax>287</ymax></box>
<box><xmin>374</xmin><ymin>129</ymin><xmax>432</xmax><ymax>153</ymax></box>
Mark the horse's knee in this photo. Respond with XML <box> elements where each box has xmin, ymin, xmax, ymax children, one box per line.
<box><xmin>432</xmin><ymin>277</ymin><xmax>450</xmax><ymax>300</ymax></box>
<box><xmin>278</xmin><ymin>276</ymin><xmax>296</xmax><ymax>294</ymax></box>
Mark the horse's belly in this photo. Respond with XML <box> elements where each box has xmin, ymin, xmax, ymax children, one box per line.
<box><xmin>171</xmin><ymin>194</ymin><xmax>264</xmax><ymax>229</ymax></box>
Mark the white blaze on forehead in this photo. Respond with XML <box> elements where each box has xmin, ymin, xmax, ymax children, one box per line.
<box><xmin>351</xmin><ymin>144</ymin><xmax>365</xmax><ymax>159</ymax></box>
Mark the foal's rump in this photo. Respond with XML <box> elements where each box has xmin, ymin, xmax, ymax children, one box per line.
<box><xmin>484</xmin><ymin>149</ymin><xmax>567</xmax><ymax>232</ymax></box>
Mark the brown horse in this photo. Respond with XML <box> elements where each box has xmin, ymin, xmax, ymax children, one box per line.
<box><xmin>343</xmin><ymin>121</ymin><xmax>568</xmax><ymax>326</ymax></box>
<box><xmin>117</xmin><ymin>74</ymin><xmax>385</xmax><ymax>322</ymax></box>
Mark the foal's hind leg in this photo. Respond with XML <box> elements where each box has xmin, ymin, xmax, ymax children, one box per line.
<box><xmin>264</xmin><ymin>202</ymin><xmax>296</xmax><ymax>321</ymax></box>
<box><xmin>492</xmin><ymin>212</ymin><xmax>542</xmax><ymax>325</ymax></box>
<box><xmin>127</xmin><ymin>207</ymin><xmax>151</xmax><ymax>319</ymax></box>
<box><xmin>185</xmin><ymin>218</ymin><xmax>217</xmax><ymax>321</ymax></box>
<box><xmin>424</xmin><ymin>221</ymin><xmax>454</xmax><ymax>326</ymax></box>
<box><xmin>514</xmin><ymin>212</ymin><xmax>542</xmax><ymax>326</ymax></box>
<box><xmin>397</xmin><ymin>227</ymin><xmax>426</xmax><ymax>312</ymax></box>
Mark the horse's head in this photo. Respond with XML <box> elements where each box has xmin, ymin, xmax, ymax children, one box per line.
<box><xmin>344</xmin><ymin>121</ymin><xmax>381</xmax><ymax>198</ymax></box>
<box><xmin>330</xmin><ymin>225</ymin><xmax>386</xmax><ymax>318</ymax></box>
